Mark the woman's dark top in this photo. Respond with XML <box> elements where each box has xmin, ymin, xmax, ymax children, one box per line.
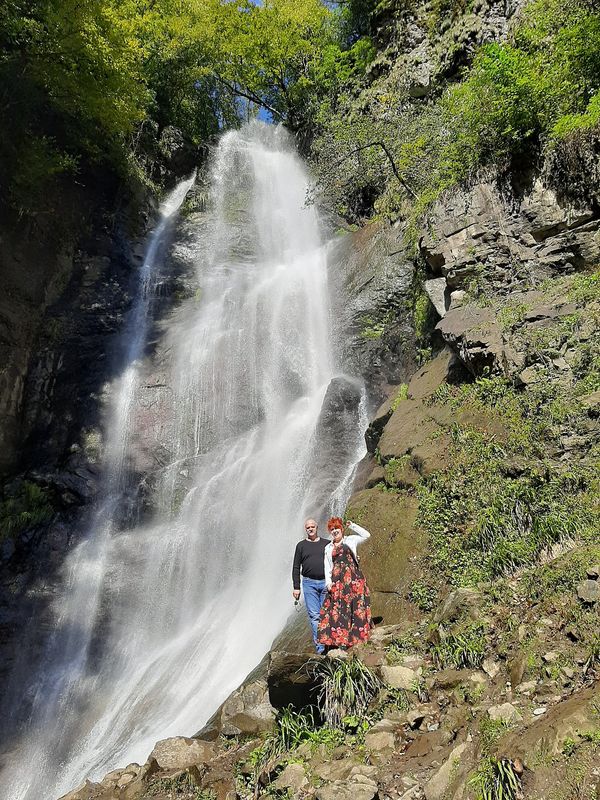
<box><xmin>292</xmin><ymin>537</ymin><xmax>328</xmax><ymax>589</ymax></box>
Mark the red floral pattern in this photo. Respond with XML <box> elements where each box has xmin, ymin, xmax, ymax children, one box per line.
<box><xmin>317</xmin><ymin>542</ymin><xmax>372</xmax><ymax>648</ymax></box>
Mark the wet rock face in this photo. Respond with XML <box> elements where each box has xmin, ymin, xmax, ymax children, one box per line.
<box><xmin>303</xmin><ymin>375</ymin><xmax>364</xmax><ymax>515</ymax></box>
<box><xmin>331</xmin><ymin>222</ymin><xmax>417</xmax><ymax>405</ymax></box>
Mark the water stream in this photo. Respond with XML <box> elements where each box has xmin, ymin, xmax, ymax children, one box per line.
<box><xmin>2</xmin><ymin>122</ymin><xmax>365</xmax><ymax>800</ymax></box>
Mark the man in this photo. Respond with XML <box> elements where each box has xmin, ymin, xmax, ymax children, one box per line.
<box><xmin>292</xmin><ymin>518</ymin><xmax>328</xmax><ymax>654</ymax></box>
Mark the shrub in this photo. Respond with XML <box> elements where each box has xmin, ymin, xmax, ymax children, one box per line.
<box><xmin>469</xmin><ymin>757</ymin><xmax>521</xmax><ymax>800</ymax></box>
<box><xmin>312</xmin><ymin>656</ymin><xmax>382</xmax><ymax>728</ymax></box>
<box><xmin>0</xmin><ymin>481</ymin><xmax>54</xmax><ymax>541</ymax></box>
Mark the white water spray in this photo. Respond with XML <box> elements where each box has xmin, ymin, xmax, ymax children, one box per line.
<box><xmin>2</xmin><ymin>123</ymin><xmax>365</xmax><ymax>800</ymax></box>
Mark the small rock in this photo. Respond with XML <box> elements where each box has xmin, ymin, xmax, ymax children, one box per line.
<box><xmin>543</xmin><ymin>651</ymin><xmax>559</xmax><ymax>663</ymax></box>
<box><xmin>449</xmin><ymin>290</ymin><xmax>466</xmax><ymax>307</ymax></box>
<box><xmin>316</xmin><ymin>776</ymin><xmax>378</xmax><ymax>800</ymax></box>
<box><xmin>433</xmin><ymin>588</ymin><xmax>481</xmax><ymax>624</ymax></box>
<box><xmin>586</xmin><ymin>565</ymin><xmax>600</xmax><ymax>580</ymax></box>
<box><xmin>518</xmin><ymin>366</ymin><xmax>539</xmax><ymax>386</ymax></box>
<box><xmin>315</xmin><ymin>761</ymin><xmax>353</xmax><ymax>782</ymax></box>
<box><xmin>487</xmin><ymin>703</ymin><xmax>523</xmax><ymax>724</ymax></box>
<box><xmin>577</xmin><ymin>580</ymin><xmax>600</xmax><ymax>604</ymax></box>
<box><xmin>365</xmin><ymin>730</ymin><xmax>395</xmax><ymax>751</ymax></box>
<box><xmin>509</xmin><ymin>654</ymin><xmax>527</xmax><ymax>689</ymax></box>
<box><xmin>399</xmin><ymin>654</ymin><xmax>426</xmax><ymax>670</ymax></box>
<box><xmin>562</xmin><ymin>667</ymin><xmax>575</xmax><ymax>680</ymax></box>
<box><xmin>425</xmin><ymin>278</ymin><xmax>449</xmax><ymax>318</ymax></box>
<box><xmin>516</xmin><ymin>680</ymin><xmax>537</xmax><ymax>694</ymax></box>
<box><xmin>116</xmin><ymin>773</ymin><xmax>135</xmax><ymax>789</ymax></box>
<box><xmin>349</xmin><ymin>765</ymin><xmax>379</xmax><ymax>780</ymax></box>
<box><xmin>552</xmin><ymin>356</ymin><xmax>570</xmax><ymax>371</ymax></box>
<box><xmin>513</xmin><ymin>758</ymin><xmax>524</xmax><ymax>775</ymax></box>
<box><xmin>327</xmin><ymin>648</ymin><xmax>349</xmax><ymax>660</ymax></box>
<box><xmin>482</xmin><ymin>658</ymin><xmax>500</xmax><ymax>679</ymax></box>
<box><xmin>533</xmin><ymin>707</ymin><xmax>547</xmax><ymax>716</ymax></box>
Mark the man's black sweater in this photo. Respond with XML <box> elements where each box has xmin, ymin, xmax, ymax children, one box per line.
<box><xmin>292</xmin><ymin>537</ymin><xmax>328</xmax><ymax>589</ymax></box>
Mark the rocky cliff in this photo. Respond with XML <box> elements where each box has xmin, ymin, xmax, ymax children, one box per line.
<box><xmin>1</xmin><ymin>0</ymin><xmax>599</xmax><ymax>796</ymax></box>
<box><xmin>52</xmin><ymin>160</ymin><xmax>600</xmax><ymax>800</ymax></box>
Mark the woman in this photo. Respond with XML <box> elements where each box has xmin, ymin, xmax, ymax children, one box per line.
<box><xmin>317</xmin><ymin>517</ymin><xmax>372</xmax><ymax>650</ymax></box>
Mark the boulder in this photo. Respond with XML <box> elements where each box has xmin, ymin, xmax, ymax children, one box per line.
<box><xmin>346</xmin><ymin>489</ymin><xmax>419</xmax><ymax>622</ymax></box>
<box><xmin>436</xmin><ymin>305</ymin><xmax>506</xmax><ymax>376</ymax></box>
<box><xmin>198</xmin><ymin>678</ymin><xmax>275</xmax><ymax>739</ymax></box>
<box><xmin>365</xmin><ymin>718</ymin><xmax>396</xmax><ymax>751</ymax></box>
<box><xmin>487</xmin><ymin>703</ymin><xmax>523</xmax><ymax>725</ymax></box>
<box><xmin>381</xmin><ymin>664</ymin><xmax>421</xmax><ymax>690</ymax></box>
<box><xmin>482</xmin><ymin>658</ymin><xmax>501</xmax><ymax>679</ymax></box>
<box><xmin>433</xmin><ymin>588</ymin><xmax>481</xmax><ymax>624</ymax></box>
<box><xmin>424</xmin><ymin>278</ymin><xmax>449</xmax><ymax>318</ymax></box>
<box><xmin>271</xmin><ymin>763</ymin><xmax>308</xmax><ymax>793</ymax></box>
<box><xmin>149</xmin><ymin>738</ymin><xmax>215</xmax><ymax>770</ymax></box>
<box><xmin>316</xmin><ymin>774</ymin><xmax>379</xmax><ymax>800</ymax></box>
<box><xmin>305</xmin><ymin>376</ymin><xmax>364</xmax><ymax>511</ymax></box>
<box><xmin>315</xmin><ymin>760</ymin><xmax>355</xmax><ymax>782</ymax></box>
<box><xmin>503</xmin><ymin>684</ymin><xmax>600</xmax><ymax>759</ymax></box>
<box><xmin>424</xmin><ymin>741</ymin><xmax>469</xmax><ymax>800</ymax></box>
<box><xmin>577</xmin><ymin>579</ymin><xmax>600</xmax><ymax>604</ymax></box>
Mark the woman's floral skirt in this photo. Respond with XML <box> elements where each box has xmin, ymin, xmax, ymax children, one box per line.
<box><xmin>317</xmin><ymin>545</ymin><xmax>372</xmax><ymax>648</ymax></box>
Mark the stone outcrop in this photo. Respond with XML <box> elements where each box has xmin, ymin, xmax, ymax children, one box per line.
<box><xmin>420</xmin><ymin>180</ymin><xmax>600</xmax><ymax>296</ymax></box>
<box><xmin>332</xmin><ymin>221</ymin><xmax>418</xmax><ymax>403</ymax></box>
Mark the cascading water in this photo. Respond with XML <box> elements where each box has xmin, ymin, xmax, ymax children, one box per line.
<box><xmin>1</xmin><ymin>123</ymin><xmax>366</xmax><ymax>800</ymax></box>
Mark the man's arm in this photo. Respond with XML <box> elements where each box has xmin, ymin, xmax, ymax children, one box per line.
<box><xmin>292</xmin><ymin>542</ymin><xmax>302</xmax><ymax>596</ymax></box>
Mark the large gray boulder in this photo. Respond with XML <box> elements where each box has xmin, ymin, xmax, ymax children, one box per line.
<box><xmin>149</xmin><ymin>737</ymin><xmax>215</xmax><ymax>770</ymax></box>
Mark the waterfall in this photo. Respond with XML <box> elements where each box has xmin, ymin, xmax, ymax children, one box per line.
<box><xmin>1</xmin><ymin>122</ymin><xmax>365</xmax><ymax>800</ymax></box>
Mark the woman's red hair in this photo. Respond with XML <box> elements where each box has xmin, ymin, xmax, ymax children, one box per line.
<box><xmin>327</xmin><ymin>516</ymin><xmax>344</xmax><ymax>531</ymax></box>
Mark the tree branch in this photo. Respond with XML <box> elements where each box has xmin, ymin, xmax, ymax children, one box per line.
<box><xmin>214</xmin><ymin>75</ymin><xmax>283</xmax><ymax>120</ymax></box>
<box><xmin>331</xmin><ymin>141</ymin><xmax>418</xmax><ymax>200</ymax></box>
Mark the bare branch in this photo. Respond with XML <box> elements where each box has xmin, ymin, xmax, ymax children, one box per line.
<box><xmin>330</xmin><ymin>141</ymin><xmax>418</xmax><ymax>199</ymax></box>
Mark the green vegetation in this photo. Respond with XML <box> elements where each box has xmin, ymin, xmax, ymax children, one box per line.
<box><xmin>0</xmin><ymin>0</ymin><xmax>369</xmax><ymax>214</ymax></box>
<box><xmin>148</xmin><ymin>771</ymin><xmax>214</xmax><ymax>798</ymax></box>
<box><xmin>312</xmin><ymin>0</ymin><xmax>600</xmax><ymax>224</ymax></box>
<box><xmin>431</xmin><ymin>621</ymin><xmax>487</xmax><ymax>669</ymax></box>
<box><xmin>408</xmin><ymin>579</ymin><xmax>437</xmax><ymax>611</ymax></box>
<box><xmin>417</xmin><ymin>423</ymin><xmax>597</xmax><ymax>586</ymax></box>
<box><xmin>0</xmin><ymin>481</ymin><xmax>54</xmax><ymax>541</ymax></box>
<box><xmin>416</xmin><ymin>276</ymin><xmax>600</xmax><ymax>590</ymax></box>
<box><xmin>478</xmin><ymin>717</ymin><xmax>513</xmax><ymax>755</ymax></box>
<box><xmin>469</xmin><ymin>757</ymin><xmax>521</xmax><ymax>800</ymax></box>
<box><xmin>312</xmin><ymin>656</ymin><xmax>381</xmax><ymax>727</ymax></box>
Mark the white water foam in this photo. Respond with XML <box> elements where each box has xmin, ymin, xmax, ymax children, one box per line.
<box><xmin>2</xmin><ymin>122</ymin><xmax>365</xmax><ymax>800</ymax></box>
